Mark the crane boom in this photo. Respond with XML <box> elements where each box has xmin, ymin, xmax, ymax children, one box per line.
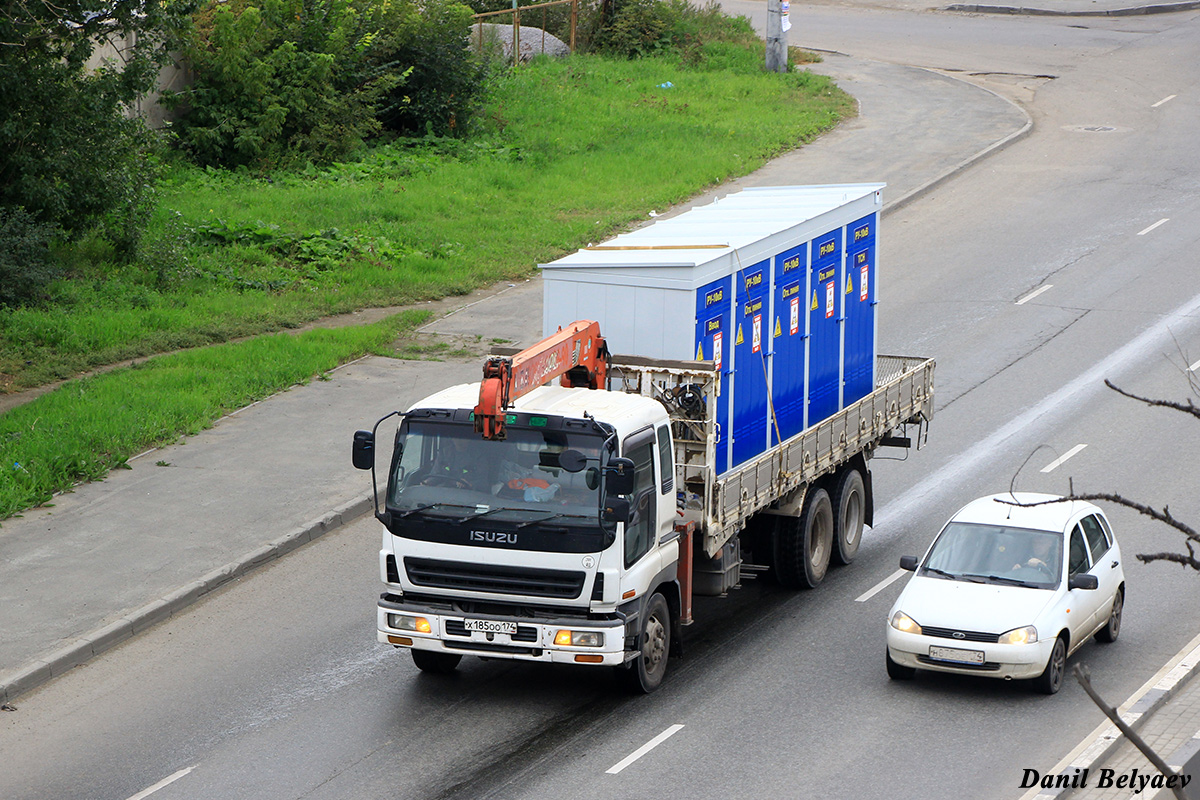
<box><xmin>473</xmin><ymin>320</ymin><xmax>609</xmax><ymax>439</ymax></box>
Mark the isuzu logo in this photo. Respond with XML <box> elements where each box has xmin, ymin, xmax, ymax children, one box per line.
<box><xmin>470</xmin><ymin>530</ymin><xmax>517</xmax><ymax>545</ymax></box>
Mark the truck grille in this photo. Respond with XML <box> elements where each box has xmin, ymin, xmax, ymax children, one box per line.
<box><xmin>405</xmin><ymin>558</ymin><xmax>585</xmax><ymax>599</ymax></box>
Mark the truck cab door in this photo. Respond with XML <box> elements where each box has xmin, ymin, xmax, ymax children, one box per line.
<box><xmin>620</xmin><ymin>429</ymin><xmax>665</xmax><ymax>595</ymax></box>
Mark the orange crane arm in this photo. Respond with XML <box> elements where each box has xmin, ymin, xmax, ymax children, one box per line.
<box><xmin>473</xmin><ymin>320</ymin><xmax>609</xmax><ymax>439</ymax></box>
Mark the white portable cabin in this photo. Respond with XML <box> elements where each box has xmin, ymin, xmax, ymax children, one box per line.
<box><xmin>540</xmin><ymin>184</ymin><xmax>884</xmax><ymax>473</ymax></box>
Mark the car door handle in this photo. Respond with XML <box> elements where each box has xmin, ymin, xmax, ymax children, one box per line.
<box><xmin>1111</xmin><ymin>560</ymin><xmax>1119</xmax><ymax>569</ymax></box>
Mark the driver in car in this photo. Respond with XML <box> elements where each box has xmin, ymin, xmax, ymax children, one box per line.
<box><xmin>423</xmin><ymin>437</ymin><xmax>486</xmax><ymax>490</ymax></box>
<box><xmin>1013</xmin><ymin>536</ymin><xmax>1058</xmax><ymax>577</ymax></box>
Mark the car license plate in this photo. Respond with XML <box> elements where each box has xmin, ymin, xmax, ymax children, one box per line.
<box><xmin>928</xmin><ymin>645</ymin><xmax>985</xmax><ymax>664</ymax></box>
<box><xmin>463</xmin><ymin>619</ymin><xmax>518</xmax><ymax>635</ymax></box>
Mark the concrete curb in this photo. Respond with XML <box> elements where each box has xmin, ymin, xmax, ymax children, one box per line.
<box><xmin>944</xmin><ymin>1</ymin><xmax>1200</xmax><ymax>16</ymax></box>
<box><xmin>884</xmin><ymin>67</ymin><xmax>1034</xmax><ymax>216</ymax></box>
<box><xmin>0</xmin><ymin>491</ymin><xmax>375</xmax><ymax>706</ymax></box>
<box><xmin>1024</xmin><ymin>633</ymin><xmax>1200</xmax><ymax>800</ymax></box>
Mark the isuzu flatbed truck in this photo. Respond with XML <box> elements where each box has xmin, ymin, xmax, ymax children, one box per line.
<box><xmin>352</xmin><ymin>320</ymin><xmax>934</xmax><ymax>692</ymax></box>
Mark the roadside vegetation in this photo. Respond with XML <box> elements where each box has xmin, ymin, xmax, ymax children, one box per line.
<box><xmin>0</xmin><ymin>0</ymin><xmax>853</xmax><ymax>520</ymax></box>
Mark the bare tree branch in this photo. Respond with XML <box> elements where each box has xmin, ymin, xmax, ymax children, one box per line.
<box><xmin>1104</xmin><ymin>379</ymin><xmax>1200</xmax><ymax>421</ymax></box>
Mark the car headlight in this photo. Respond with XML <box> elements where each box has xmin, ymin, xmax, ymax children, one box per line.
<box><xmin>388</xmin><ymin>614</ymin><xmax>431</xmax><ymax>634</ymax></box>
<box><xmin>998</xmin><ymin>625</ymin><xmax>1038</xmax><ymax>645</ymax></box>
<box><xmin>889</xmin><ymin>611</ymin><xmax>922</xmax><ymax>635</ymax></box>
<box><xmin>554</xmin><ymin>630</ymin><xmax>605</xmax><ymax>647</ymax></box>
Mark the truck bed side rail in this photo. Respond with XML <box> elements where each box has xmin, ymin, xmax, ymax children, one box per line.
<box><xmin>608</xmin><ymin>355</ymin><xmax>935</xmax><ymax>557</ymax></box>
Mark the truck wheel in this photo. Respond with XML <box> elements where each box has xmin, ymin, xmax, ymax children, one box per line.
<box><xmin>775</xmin><ymin>488</ymin><xmax>833</xmax><ymax>589</ymax></box>
<box><xmin>620</xmin><ymin>593</ymin><xmax>671</xmax><ymax>694</ymax></box>
<box><xmin>412</xmin><ymin>649</ymin><xmax>462</xmax><ymax>675</ymax></box>
<box><xmin>832</xmin><ymin>469</ymin><xmax>865</xmax><ymax>566</ymax></box>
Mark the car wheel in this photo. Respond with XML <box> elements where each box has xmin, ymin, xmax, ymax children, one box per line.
<box><xmin>412</xmin><ymin>649</ymin><xmax>462</xmax><ymax>674</ymax></box>
<box><xmin>620</xmin><ymin>593</ymin><xmax>671</xmax><ymax>694</ymax></box>
<box><xmin>1034</xmin><ymin>636</ymin><xmax>1067</xmax><ymax>695</ymax></box>
<box><xmin>1095</xmin><ymin>587</ymin><xmax>1124</xmax><ymax>644</ymax></box>
<box><xmin>832</xmin><ymin>469</ymin><xmax>865</xmax><ymax>566</ymax></box>
<box><xmin>886</xmin><ymin>649</ymin><xmax>915</xmax><ymax>680</ymax></box>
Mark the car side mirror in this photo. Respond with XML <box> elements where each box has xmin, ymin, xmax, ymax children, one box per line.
<box><xmin>899</xmin><ymin>555</ymin><xmax>919</xmax><ymax>572</ymax></box>
<box><xmin>602</xmin><ymin>496</ymin><xmax>632</xmax><ymax>524</ymax></box>
<box><xmin>352</xmin><ymin>430</ymin><xmax>375</xmax><ymax>471</ymax></box>
<box><xmin>1068</xmin><ymin>574</ymin><xmax>1098</xmax><ymax>591</ymax></box>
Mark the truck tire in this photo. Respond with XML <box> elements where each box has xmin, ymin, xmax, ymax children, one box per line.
<box><xmin>775</xmin><ymin>488</ymin><xmax>833</xmax><ymax>589</ymax></box>
<box><xmin>412</xmin><ymin>649</ymin><xmax>462</xmax><ymax>675</ymax></box>
<box><xmin>619</xmin><ymin>593</ymin><xmax>672</xmax><ymax>694</ymax></box>
<box><xmin>832</xmin><ymin>469</ymin><xmax>865</xmax><ymax>566</ymax></box>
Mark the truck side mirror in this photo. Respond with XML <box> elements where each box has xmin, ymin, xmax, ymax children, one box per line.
<box><xmin>605</xmin><ymin>457</ymin><xmax>636</xmax><ymax>495</ymax></box>
<box><xmin>1068</xmin><ymin>574</ymin><xmax>1098</xmax><ymax>591</ymax></box>
<box><xmin>602</xmin><ymin>496</ymin><xmax>632</xmax><ymax>524</ymax></box>
<box><xmin>556</xmin><ymin>449</ymin><xmax>587</xmax><ymax>473</ymax></box>
<box><xmin>899</xmin><ymin>555</ymin><xmax>919</xmax><ymax>571</ymax></box>
<box><xmin>352</xmin><ymin>430</ymin><xmax>375</xmax><ymax>471</ymax></box>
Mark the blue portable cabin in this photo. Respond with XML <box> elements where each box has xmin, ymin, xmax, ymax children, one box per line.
<box><xmin>540</xmin><ymin>184</ymin><xmax>884</xmax><ymax>475</ymax></box>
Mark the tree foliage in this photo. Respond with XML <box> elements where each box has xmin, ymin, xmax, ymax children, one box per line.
<box><xmin>0</xmin><ymin>0</ymin><xmax>189</xmax><ymax>285</ymax></box>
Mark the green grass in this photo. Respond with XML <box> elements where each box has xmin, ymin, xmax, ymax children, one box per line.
<box><xmin>0</xmin><ymin>310</ymin><xmax>427</xmax><ymax>518</ymax></box>
<box><xmin>0</xmin><ymin>49</ymin><xmax>854</xmax><ymax>520</ymax></box>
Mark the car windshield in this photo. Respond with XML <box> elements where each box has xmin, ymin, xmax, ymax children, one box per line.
<box><xmin>385</xmin><ymin>419</ymin><xmax>609</xmax><ymax>551</ymax></box>
<box><xmin>919</xmin><ymin>522</ymin><xmax>1063</xmax><ymax>589</ymax></box>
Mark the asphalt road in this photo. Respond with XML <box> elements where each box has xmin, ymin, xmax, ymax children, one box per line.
<box><xmin>5</xmin><ymin>3</ymin><xmax>1200</xmax><ymax>799</ymax></box>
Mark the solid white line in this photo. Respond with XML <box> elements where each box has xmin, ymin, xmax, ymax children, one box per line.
<box><xmin>1016</xmin><ymin>285</ymin><xmax>1053</xmax><ymax>305</ymax></box>
<box><xmin>856</xmin><ymin>569</ymin><xmax>907</xmax><ymax>603</ymax></box>
<box><xmin>1040</xmin><ymin>444</ymin><xmax>1087</xmax><ymax>473</ymax></box>
<box><xmin>1152</xmin><ymin>94</ymin><xmax>1177</xmax><ymax>108</ymax></box>
<box><xmin>1138</xmin><ymin>218</ymin><xmax>1169</xmax><ymax>236</ymax></box>
<box><xmin>606</xmin><ymin>725</ymin><xmax>685</xmax><ymax>774</ymax></box>
<box><xmin>126</xmin><ymin>767</ymin><xmax>196</xmax><ymax>800</ymax></box>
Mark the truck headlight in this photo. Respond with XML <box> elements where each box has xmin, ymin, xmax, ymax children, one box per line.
<box><xmin>998</xmin><ymin>625</ymin><xmax>1038</xmax><ymax>645</ymax></box>
<box><xmin>389</xmin><ymin>614</ymin><xmax>431</xmax><ymax>634</ymax></box>
<box><xmin>889</xmin><ymin>611</ymin><xmax>922</xmax><ymax>635</ymax></box>
<box><xmin>554</xmin><ymin>630</ymin><xmax>604</xmax><ymax>647</ymax></box>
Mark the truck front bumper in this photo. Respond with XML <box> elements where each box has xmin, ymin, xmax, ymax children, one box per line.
<box><xmin>377</xmin><ymin>596</ymin><xmax>629</xmax><ymax>666</ymax></box>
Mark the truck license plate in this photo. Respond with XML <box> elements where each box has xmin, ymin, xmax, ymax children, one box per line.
<box><xmin>928</xmin><ymin>645</ymin><xmax>985</xmax><ymax>664</ymax></box>
<box><xmin>464</xmin><ymin>619</ymin><xmax>518</xmax><ymax>635</ymax></box>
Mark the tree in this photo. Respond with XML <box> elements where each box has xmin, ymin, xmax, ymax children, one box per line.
<box><xmin>0</xmin><ymin>0</ymin><xmax>192</xmax><ymax>260</ymax></box>
<box><xmin>1017</xmin><ymin>372</ymin><xmax>1200</xmax><ymax>571</ymax></box>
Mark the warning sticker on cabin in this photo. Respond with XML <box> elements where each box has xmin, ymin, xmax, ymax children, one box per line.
<box><xmin>696</xmin><ymin>342</ymin><xmax>704</xmax><ymax>360</ymax></box>
<box><xmin>846</xmin><ymin>273</ymin><xmax>854</xmax><ymax>295</ymax></box>
<box><xmin>752</xmin><ymin>314</ymin><xmax>762</xmax><ymax>353</ymax></box>
<box><xmin>735</xmin><ymin>324</ymin><xmax>744</xmax><ymax>346</ymax></box>
<box><xmin>860</xmin><ymin>265</ymin><xmax>869</xmax><ymax>301</ymax></box>
<box><xmin>790</xmin><ymin>296</ymin><xmax>799</xmax><ymax>334</ymax></box>
<box><xmin>811</xmin><ymin>290</ymin><xmax>819</xmax><ymax>311</ymax></box>
<box><xmin>774</xmin><ymin>317</ymin><xmax>782</xmax><ymax>338</ymax></box>
<box><xmin>713</xmin><ymin>332</ymin><xmax>723</xmax><ymax>370</ymax></box>
<box><xmin>825</xmin><ymin>281</ymin><xmax>835</xmax><ymax>319</ymax></box>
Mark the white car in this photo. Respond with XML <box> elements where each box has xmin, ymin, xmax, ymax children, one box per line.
<box><xmin>886</xmin><ymin>493</ymin><xmax>1125</xmax><ymax>694</ymax></box>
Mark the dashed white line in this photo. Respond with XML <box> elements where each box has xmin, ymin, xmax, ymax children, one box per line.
<box><xmin>1152</xmin><ymin>94</ymin><xmax>1177</xmax><ymax>108</ymax></box>
<box><xmin>856</xmin><ymin>569</ymin><xmax>907</xmax><ymax>603</ymax></box>
<box><xmin>1138</xmin><ymin>218</ymin><xmax>1169</xmax><ymax>236</ymax></box>
<box><xmin>1016</xmin><ymin>285</ymin><xmax>1053</xmax><ymax>305</ymax></box>
<box><xmin>126</xmin><ymin>766</ymin><xmax>196</xmax><ymax>800</ymax></box>
<box><xmin>1188</xmin><ymin>358</ymin><xmax>1200</xmax><ymax>373</ymax></box>
<box><xmin>607</xmin><ymin>724</ymin><xmax>685</xmax><ymax>774</ymax></box>
<box><xmin>1041</xmin><ymin>444</ymin><xmax>1087</xmax><ymax>473</ymax></box>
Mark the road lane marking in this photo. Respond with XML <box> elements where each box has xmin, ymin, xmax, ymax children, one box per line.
<box><xmin>1152</xmin><ymin>94</ymin><xmax>1177</xmax><ymax>107</ymax></box>
<box><xmin>1189</xmin><ymin>357</ymin><xmax>1200</xmax><ymax>373</ymax></box>
<box><xmin>1138</xmin><ymin>218</ymin><xmax>1169</xmax><ymax>236</ymax></box>
<box><xmin>1016</xmin><ymin>285</ymin><xmax>1053</xmax><ymax>305</ymax></box>
<box><xmin>606</xmin><ymin>724</ymin><xmax>684</xmax><ymax>774</ymax></box>
<box><xmin>856</xmin><ymin>569</ymin><xmax>907</xmax><ymax>602</ymax></box>
<box><xmin>126</xmin><ymin>766</ymin><xmax>196</xmax><ymax>800</ymax></box>
<box><xmin>1040</xmin><ymin>443</ymin><xmax>1087</xmax><ymax>473</ymax></box>
<box><xmin>872</xmin><ymin>287</ymin><xmax>1200</xmax><ymax>540</ymax></box>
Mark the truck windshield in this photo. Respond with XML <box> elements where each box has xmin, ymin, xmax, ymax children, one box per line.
<box><xmin>385</xmin><ymin>420</ymin><xmax>611</xmax><ymax>554</ymax></box>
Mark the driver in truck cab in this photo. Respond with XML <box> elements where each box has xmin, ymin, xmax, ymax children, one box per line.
<box><xmin>422</xmin><ymin>437</ymin><xmax>486</xmax><ymax>490</ymax></box>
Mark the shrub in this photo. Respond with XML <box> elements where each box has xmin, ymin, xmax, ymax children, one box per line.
<box><xmin>0</xmin><ymin>208</ymin><xmax>61</xmax><ymax>308</ymax></box>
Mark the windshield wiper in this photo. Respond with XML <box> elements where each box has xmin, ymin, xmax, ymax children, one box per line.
<box><xmin>453</xmin><ymin>507</ymin><xmax>514</xmax><ymax>523</ymax></box>
<box><xmin>962</xmin><ymin>573</ymin><xmax>1037</xmax><ymax>588</ymax></box>
<box><xmin>393</xmin><ymin>503</ymin><xmax>468</xmax><ymax>519</ymax></box>
<box><xmin>921</xmin><ymin>566</ymin><xmax>959</xmax><ymax>580</ymax></box>
<box><xmin>514</xmin><ymin>512</ymin><xmax>592</xmax><ymax>529</ymax></box>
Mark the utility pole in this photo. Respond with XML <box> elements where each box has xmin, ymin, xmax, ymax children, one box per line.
<box><xmin>765</xmin><ymin>0</ymin><xmax>789</xmax><ymax>73</ymax></box>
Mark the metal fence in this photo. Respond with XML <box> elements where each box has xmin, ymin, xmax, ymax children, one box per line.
<box><xmin>472</xmin><ymin>0</ymin><xmax>578</xmax><ymax>67</ymax></box>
